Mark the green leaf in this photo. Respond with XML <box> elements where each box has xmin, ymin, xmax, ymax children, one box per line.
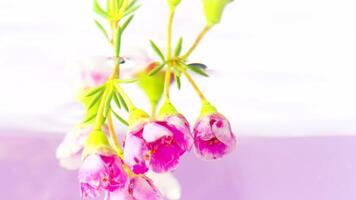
<box><xmin>183</xmin><ymin>63</ymin><xmax>209</xmax><ymax>77</ymax></box>
<box><xmin>174</xmin><ymin>37</ymin><xmax>183</xmax><ymax>57</ymax></box>
<box><xmin>148</xmin><ymin>63</ymin><xmax>165</xmax><ymax>76</ymax></box>
<box><xmin>188</xmin><ymin>63</ymin><xmax>207</xmax><ymax>70</ymax></box>
<box><xmin>126</xmin><ymin>0</ymin><xmax>137</xmax><ymax>10</ymax></box>
<box><xmin>173</xmin><ymin>67</ymin><xmax>181</xmax><ymax>89</ymax></box>
<box><xmin>123</xmin><ymin>4</ymin><xmax>141</xmax><ymax>17</ymax></box>
<box><xmin>175</xmin><ymin>75</ymin><xmax>181</xmax><ymax>89</ymax></box>
<box><xmin>93</xmin><ymin>0</ymin><xmax>108</xmax><ymax>18</ymax></box>
<box><xmin>84</xmin><ymin>84</ymin><xmax>105</xmax><ymax>97</ymax></box>
<box><xmin>94</xmin><ymin>20</ymin><xmax>110</xmax><ymax>41</ymax></box>
<box><xmin>149</xmin><ymin>40</ymin><xmax>165</xmax><ymax>62</ymax></box>
<box><xmin>88</xmin><ymin>91</ymin><xmax>104</xmax><ymax>110</ymax></box>
<box><xmin>120</xmin><ymin>15</ymin><xmax>134</xmax><ymax>32</ymax></box>
<box><xmin>82</xmin><ymin>112</ymin><xmax>97</xmax><ymax>124</ymax></box>
<box><xmin>117</xmin><ymin>92</ymin><xmax>129</xmax><ymax>112</ymax></box>
<box><xmin>113</xmin><ymin>93</ymin><xmax>121</xmax><ymax>109</ymax></box>
<box><xmin>112</xmin><ymin>110</ymin><xmax>129</xmax><ymax>126</ymax></box>
<box><xmin>103</xmin><ymin>89</ymin><xmax>114</xmax><ymax>117</ymax></box>
<box><xmin>114</xmin><ymin>26</ymin><xmax>122</xmax><ymax>61</ymax></box>
<box><xmin>117</xmin><ymin>78</ymin><xmax>137</xmax><ymax>83</ymax></box>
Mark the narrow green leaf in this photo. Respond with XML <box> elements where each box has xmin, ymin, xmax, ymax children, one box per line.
<box><xmin>123</xmin><ymin>4</ymin><xmax>141</xmax><ymax>17</ymax></box>
<box><xmin>126</xmin><ymin>0</ymin><xmax>137</xmax><ymax>10</ymax></box>
<box><xmin>103</xmin><ymin>90</ymin><xmax>114</xmax><ymax>117</ymax></box>
<box><xmin>113</xmin><ymin>93</ymin><xmax>121</xmax><ymax>109</ymax></box>
<box><xmin>82</xmin><ymin>112</ymin><xmax>96</xmax><ymax>124</ymax></box>
<box><xmin>188</xmin><ymin>63</ymin><xmax>208</xmax><ymax>70</ymax></box>
<box><xmin>175</xmin><ymin>75</ymin><xmax>181</xmax><ymax>89</ymax></box>
<box><xmin>94</xmin><ymin>20</ymin><xmax>110</xmax><ymax>41</ymax></box>
<box><xmin>148</xmin><ymin>63</ymin><xmax>165</xmax><ymax>76</ymax></box>
<box><xmin>117</xmin><ymin>92</ymin><xmax>128</xmax><ymax>112</ymax></box>
<box><xmin>84</xmin><ymin>84</ymin><xmax>105</xmax><ymax>97</ymax></box>
<box><xmin>88</xmin><ymin>91</ymin><xmax>104</xmax><ymax>110</ymax></box>
<box><xmin>174</xmin><ymin>37</ymin><xmax>183</xmax><ymax>57</ymax></box>
<box><xmin>149</xmin><ymin>40</ymin><xmax>165</xmax><ymax>62</ymax></box>
<box><xmin>112</xmin><ymin>110</ymin><xmax>129</xmax><ymax>126</ymax></box>
<box><xmin>183</xmin><ymin>63</ymin><xmax>209</xmax><ymax>77</ymax></box>
<box><xmin>117</xmin><ymin>78</ymin><xmax>138</xmax><ymax>83</ymax></box>
<box><xmin>114</xmin><ymin>27</ymin><xmax>122</xmax><ymax>60</ymax></box>
<box><xmin>120</xmin><ymin>15</ymin><xmax>134</xmax><ymax>32</ymax></box>
<box><xmin>93</xmin><ymin>0</ymin><xmax>108</xmax><ymax>18</ymax></box>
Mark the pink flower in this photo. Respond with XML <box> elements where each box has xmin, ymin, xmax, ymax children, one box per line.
<box><xmin>105</xmin><ymin>176</ymin><xmax>163</xmax><ymax>200</ymax></box>
<box><xmin>193</xmin><ymin>113</ymin><xmax>236</xmax><ymax>160</ymax></box>
<box><xmin>123</xmin><ymin>114</ymin><xmax>193</xmax><ymax>174</ymax></box>
<box><xmin>79</xmin><ymin>154</ymin><xmax>128</xmax><ymax>199</ymax></box>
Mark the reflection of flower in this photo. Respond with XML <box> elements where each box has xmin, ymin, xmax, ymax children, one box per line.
<box><xmin>124</xmin><ymin>114</ymin><xmax>192</xmax><ymax>174</ymax></box>
<box><xmin>193</xmin><ymin>113</ymin><xmax>236</xmax><ymax>160</ymax></box>
<box><xmin>79</xmin><ymin>154</ymin><xmax>128</xmax><ymax>199</ymax></box>
<box><xmin>105</xmin><ymin>176</ymin><xmax>163</xmax><ymax>200</ymax></box>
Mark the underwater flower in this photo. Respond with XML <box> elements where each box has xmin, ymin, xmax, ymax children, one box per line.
<box><xmin>79</xmin><ymin>154</ymin><xmax>128</xmax><ymax>199</ymax></box>
<box><xmin>105</xmin><ymin>176</ymin><xmax>163</xmax><ymax>200</ymax></box>
<box><xmin>193</xmin><ymin>102</ymin><xmax>236</xmax><ymax>159</ymax></box>
<box><xmin>123</xmin><ymin>107</ymin><xmax>192</xmax><ymax>174</ymax></box>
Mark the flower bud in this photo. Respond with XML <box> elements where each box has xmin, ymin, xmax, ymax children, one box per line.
<box><xmin>202</xmin><ymin>0</ymin><xmax>233</xmax><ymax>26</ymax></box>
<box><xmin>82</xmin><ymin>130</ymin><xmax>115</xmax><ymax>159</ymax></box>
<box><xmin>193</xmin><ymin>102</ymin><xmax>236</xmax><ymax>159</ymax></box>
<box><xmin>137</xmin><ymin>62</ymin><xmax>166</xmax><ymax>114</ymax></box>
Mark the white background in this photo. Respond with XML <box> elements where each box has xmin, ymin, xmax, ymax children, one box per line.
<box><xmin>0</xmin><ymin>0</ymin><xmax>356</xmax><ymax>136</ymax></box>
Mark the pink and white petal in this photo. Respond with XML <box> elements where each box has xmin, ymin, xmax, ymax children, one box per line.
<box><xmin>142</xmin><ymin>123</ymin><xmax>172</xmax><ymax>143</ymax></box>
<box><xmin>146</xmin><ymin>171</ymin><xmax>181</xmax><ymax>200</ymax></box>
<box><xmin>123</xmin><ymin>134</ymin><xmax>149</xmax><ymax>174</ymax></box>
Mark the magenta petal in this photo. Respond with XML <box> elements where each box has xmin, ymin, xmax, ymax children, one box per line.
<box><xmin>148</xmin><ymin>139</ymin><xmax>182</xmax><ymax>173</ymax></box>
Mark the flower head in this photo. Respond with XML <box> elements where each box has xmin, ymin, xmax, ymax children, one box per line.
<box><xmin>105</xmin><ymin>176</ymin><xmax>163</xmax><ymax>200</ymax></box>
<box><xmin>193</xmin><ymin>102</ymin><xmax>236</xmax><ymax>160</ymax></box>
<box><xmin>79</xmin><ymin>154</ymin><xmax>128</xmax><ymax>199</ymax></box>
<box><xmin>79</xmin><ymin>130</ymin><xmax>128</xmax><ymax>199</ymax></box>
<box><xmin>124</xmin><ymin>104</ymin><xmax>192</xmax><ymax>174</ymax></box>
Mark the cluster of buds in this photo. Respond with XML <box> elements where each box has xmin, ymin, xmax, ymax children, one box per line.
<box><xmin>57</xmin><ymin>0</ymin><xmax>236</xmax><ymax>199</ymax></box>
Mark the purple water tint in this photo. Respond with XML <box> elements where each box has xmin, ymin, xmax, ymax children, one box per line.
<box><xmin>0</xmin><ymin>130</ymin><xmax>356</xmax><ymax>200</ymax></box>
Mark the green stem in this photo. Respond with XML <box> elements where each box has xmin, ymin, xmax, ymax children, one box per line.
<box><xmin>93</xmin><ymin>87</ymin><xmax>110</xmax><ymax>130</ymax></box>
<box><xmin>180</xmin><ymin>25</ymin><xmax>211</xmax><ymax>60</ymax></box>
<box><xmin>179</xmin><ymin>65</ymin><xmax>207</xmax><ymax>102</ymax></box>
<box><xmin>164</xmin><ymin>8</ymin><xmax>176</xmax><ymax>102</ymax></box>
<box><xmin>107</xmin><ymin>111</ymin><xmax>123</xmax><ymax>158</ymax></box>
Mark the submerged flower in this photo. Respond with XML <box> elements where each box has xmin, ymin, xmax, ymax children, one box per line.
<box><xmin>124</xmin><ymin>107</ymin><xmax>192</xmax><ymax>174</ymax></box>
<box><xmin>193</xmin><ymin>102</ymin><xmax>236</xmax><ymax>160</ymax></box>
<box><xmin>79</xmin><ymin>154</ymin><xmax>128</xmax><ymax>199</ymax></box>
<box><xmin>105</xmin><ymin>176</ymin><xmax>163</xmax><ymax>200</ymax></box>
